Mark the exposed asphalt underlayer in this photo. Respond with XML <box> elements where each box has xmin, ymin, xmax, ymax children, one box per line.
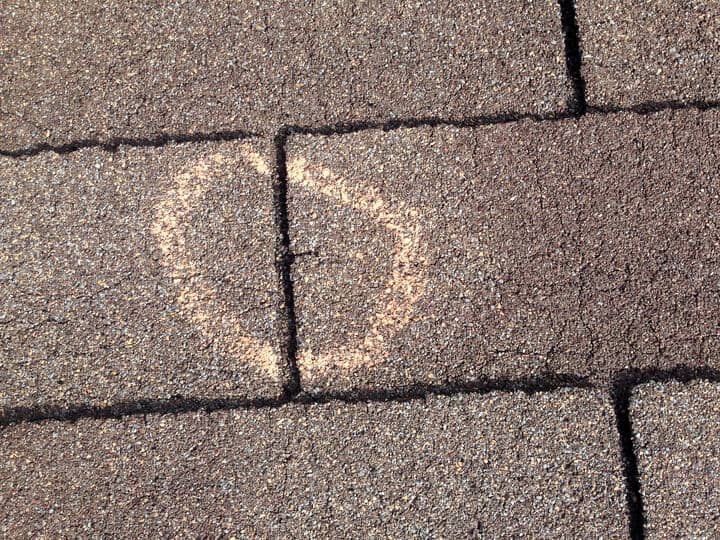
<box><xmin>2</xmin><ymin>0</ymin><xmax>720</xmax><ymax>537</ymax></box>
<box><xmin>289</xmin><ymin>109</ymin><xmax>720</xmax><ymax>393</ymax></box>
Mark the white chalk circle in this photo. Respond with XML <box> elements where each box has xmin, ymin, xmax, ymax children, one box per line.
<box><xmin>153</xmin><ymin>144</ymin><xmax>428</xmax><ymax>380</ymax></box>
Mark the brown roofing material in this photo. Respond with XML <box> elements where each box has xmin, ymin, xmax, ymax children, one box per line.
<box><xmin>287</xmin><ymin>109</ymin><xmax>720</xmax><ymax>393</ymax></box>
<box><xmin>631</xmin><ymin>380</ymin><xmax>720</xmax><ymax>538</ymax></box>
<box><xmin>0</xmin><ymin>0</ymin><xmax>568</xmax><ymax>150</ymax></box>
<box><xmin>0</xmin><ymin>389</ymin><xmax>626</xmax><ymax>537</ymax></box>
<box><xmin>0</xmin><ymin>140</ymin><xmax>283</xmax><ymax>413</ymax></box>
<box><xmin>577</xmin><ymin>0</ymin><xmax>720</xmax><ymax>107</ymax></box>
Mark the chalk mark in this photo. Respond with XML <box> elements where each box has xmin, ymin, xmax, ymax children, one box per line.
<box><xmin>152</xmin><ymin>144</ymin><xmax>279</xmax><ymax>379</ymax></box>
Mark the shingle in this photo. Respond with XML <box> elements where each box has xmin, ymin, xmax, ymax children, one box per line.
<box><xmin>287</xmin><ymin>109</ymin><xmax>720</xmax><ymax>392</ymax></box>
<box><xmin>577</xmin><ymin>0</ymin><xmax>720</xmax><ymax>107</ymax></box>
<box><xmin>0</xmin><ymin>0</ymin><xmax>568</xmax><ymax>151</ymax></box>
<box><xmin>631</xmin><ymin>380</ymin><xmax>720</xmax><ymax>538</ymax></box>
<box><xmin>0</xmin><ymin>389</ymin><xmax>626</xmax><ymax>537</ymax></box>
<box><xmin>0</xmin><ymin>140</ymin><xmax>283</xmax><ymax>412</ymax></box>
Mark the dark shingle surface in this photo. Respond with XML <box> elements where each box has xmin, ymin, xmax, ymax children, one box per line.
<box><xmin>3</xmin><ymin>2</ymin><xmax>720</xmax><ymax>534</ymax></box>
<box><xmin>0</xmin><ymin>140</ymin><xmax>283</xmax><ymax>412</ymax></box>
<box><xmin>288</xmin><ymin>109</ymin><xmax>720</xmax><ymax>392</ymax></box>
<box><xmin>0</xmin><ymin>0</ymin><xmax>568</xmax><ymax>150</ymax></box>
<box><xmin>577</xmin><ymin>0</ymin><xmax>720</xmax><ymax>107</ymax></box>
<box><xmin>631</xmin><ymin>381</ymin><xmax>720</xmax><ymax>538</ymax></box>
<box><xmin>0</xmin><ymin>389</ymin><xmax>626</xmax><ymax>537</ymax></box>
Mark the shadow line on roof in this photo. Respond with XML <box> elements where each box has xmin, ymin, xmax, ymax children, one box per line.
<box><xmin>3</xmin><ymin>98</ymin><xmax>719</xmax><ymax>158</ymax></box>
<box><xmin>0</xmin><ymin>129</ymin><xmax>258</xmax><ymax>158</ymax></box>
<box><xmin>2</xmin><ymin>366</ymin><xmax>718</xmax><ymax>428</ymax></box>
<box><xmin>558</xmin><ymin>0</ymin><xmax>587</xmax><ymax>116</ymax></box>
<box><xmin>273</xmin><ymin>128</ymin><xmax>302</xmax><ymax>399</ymax></box>
<box><xmin>0</xmin><ymin>371</ymin><xmax>590</xmax><ymax>427</ymax></box>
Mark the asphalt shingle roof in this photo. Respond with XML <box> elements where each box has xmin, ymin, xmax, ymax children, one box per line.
<box><xmin>1</xmin><ymin>0</ymin><xmax>719</xmax><ymax>537</ymax></box>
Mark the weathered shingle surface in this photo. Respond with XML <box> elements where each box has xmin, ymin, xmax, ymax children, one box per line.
<box><xmin>2</xmin><ymin>0</ymin><xmax>720</xmax><ymax>536</ymax></box>
<box><xmin>0</xmin><ymin>0</ymin><xmax>568</xmax><ymax>150</ymax></box>
<box><xmin>288</xmin><ymin>109</ymin><xmax>720</xmax><ymax>392</ymax></box>
<box><xmin>0</xmin><ymin>390</ymin><xmax>626</xmax><ymax>538</ymax></box>
<box><xmin>577</xmin><ymin>0</ymin><xmax>720</xmax><ymax>107</ymax></box>
<box><xmin>631</xmin><ymin>381</ymin><xmax>720</xmax><ymax>539</ymax></box>
<box><xmin>0</xmin><ymin>140</ymin><xmax>283</xmax><ymax>411</ymax></box>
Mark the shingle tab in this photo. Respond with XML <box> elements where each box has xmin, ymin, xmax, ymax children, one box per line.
<box><xmin>288</xmin><ymin>110</ymin><xmax>720</xmax><ymax>392</ymax></box>
<box><xmin>0</xmin><ymin>140</ymin><xmax>283</xmax><ymax>411</ymax></box>
<box><xmin>0</xmin><ymin>0</ymin><xmax>568</xmax><ymax>150</ymax></box>
<box><xmin>577</xmin><ymin>0</ymin><xmax>720</xmax><ymax>107</ymax></box>
<box><xmin>0</xmin><ymin>389</ymin><xmax>626</xmax><ymax>537</ymax></box>
<box><xmin>631</xmin><ymin>380</ymin><xmax>720</xmax><ymax>539</ymax></box>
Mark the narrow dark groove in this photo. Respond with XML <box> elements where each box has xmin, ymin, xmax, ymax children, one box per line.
<box><xmin>616</xmin><ymin>365</ymin><xmax>720</xmax><ymax>387</ymax></box>
<box><xmin>297</xmin><ymin>372</ymin><xmax>592</xmax><ymax>406</ymax></box>
<box><xmin>0</xmin><ymin>372</ymin><xmax>589</xmax><ymax>427</ymax></box>
<box><xmin>4</xmin><ymin>99</ymin><xmax>720</xmax><ymax>158</ymax></box>
<box><xmin>0</xmin><ymin>396</ymin><xmax>287</xmax><ymax>426</ymax></box>
<box><xmin>0</xmin><ymin>129</ymin><xmax>257</xmax><ymax>158</ymax></box>
<box><xmin>287</xmin><ymin>111</ymin><xmax>570</xmax><ymax>136</ymax></box>
<box><xmin>612</xmin><ymin>378</ymin><xmax>646</xmax><ymax>540</ymax></box>
<box><xmin>558</xmin><ymin>0</ymin><xmax>587</xmax><ymax>116</ymax></box>
<box><xmin>4</xmin><ymin>366</ymin><xmax>719</xmax><ymax>428</ymax></box>
<box><xmin>590</xmin><ymin>98</ymin><xmax>720</xmax><ymax>116</ymax></box>
<box><xmin>273</xmin><ymin>127</ymin><xmax>302</xmax><ymax>398</ymax></box>
<box><xmin>610</xmin><ymin>366</ymin><xmax>720</xmax><ymax>539</ymax></box>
